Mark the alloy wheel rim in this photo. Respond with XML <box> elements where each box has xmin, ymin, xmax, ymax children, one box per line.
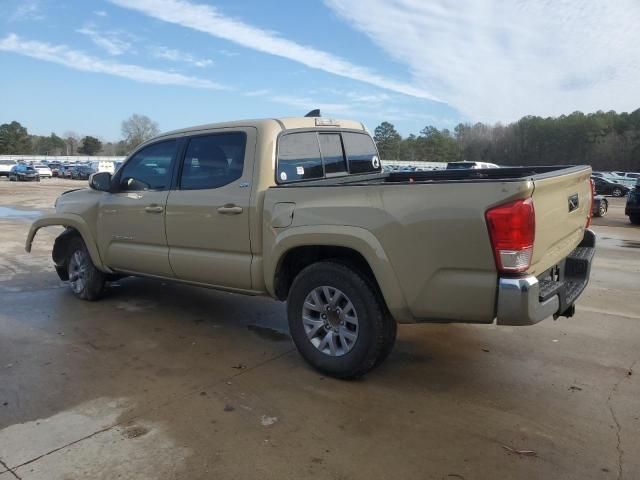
<box><xmin>68</xmin><ymin>250</ymin><xmax>88</xmax><ymax>294</ymax></box>
<box><xmin>302</xmin><ymin>286</ymin><xmax>359</xmax><ymax>357</ymax></box>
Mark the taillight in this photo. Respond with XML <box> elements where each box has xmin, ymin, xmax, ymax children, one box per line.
<box><xmin>586</xmin><ymin>178</ymin><xmax>595</xmax><ymax>228</ymax></box>
<box><xmin>485</xmin><ymin>198</ymin><xmax>535</xmax><ymax>273</ymax></box>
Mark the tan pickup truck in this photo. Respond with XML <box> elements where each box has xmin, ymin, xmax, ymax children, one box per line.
<box><xmin>26</xmin><ymin>115</ymin><xmax>596</xmax><ymax>378</ymax></box>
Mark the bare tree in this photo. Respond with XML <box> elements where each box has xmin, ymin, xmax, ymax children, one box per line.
<box><xmin>63</xmin><ymin>131</ymin><xmax>81</xmax><ymax>156</ymax></box>
<box><xmin>121</xmin><ymin>114</ymin><xmax>160</xmax><ymax>150</ymax></box>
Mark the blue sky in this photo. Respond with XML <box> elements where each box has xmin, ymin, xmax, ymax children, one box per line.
<box><xmin>1</xmin><ymin>0</ymin><xmax>638</xmax><ymax>142</ymax></box>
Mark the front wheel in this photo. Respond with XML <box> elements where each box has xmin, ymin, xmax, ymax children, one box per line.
<box><xmin>612</xmin><ymin>187</ymin><xmax>623</xmax><ymax>197</ymax></box>
<box><xmin>67</xmin><ymin>237</ymin><xmax>106</xmax><ymax>300</ymax></box>
<box><xmin>287</xmin><ymin>261</ymin><xmax>396</xmax><ymax>379</ymax></box>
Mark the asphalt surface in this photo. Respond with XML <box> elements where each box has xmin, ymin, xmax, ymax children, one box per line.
<box><xmin>1</xmin><ymin>178</ymin><xmax>639</xmax><ymax>480</ymax></box>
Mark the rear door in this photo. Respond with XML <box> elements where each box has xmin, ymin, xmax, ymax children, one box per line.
<box><xmin>97</xmin><ymin>139</ymin><xmax>178</xmax><ymax>277</ymax></box>
<box><xmin>529</xmin><ymin>167</ymin><xmax>592</xmax><ymax>275</ymax></box>
<box><xmin>165</xmin><ymin>128</ymin><xmax>256</xmax><ymax>290</ymax></box>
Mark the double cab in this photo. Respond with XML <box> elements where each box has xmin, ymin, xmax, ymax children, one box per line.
<box><xmin>27</xmin><ymin>115</ymin><xmax>596</xmax><ymax>378</ymax></box>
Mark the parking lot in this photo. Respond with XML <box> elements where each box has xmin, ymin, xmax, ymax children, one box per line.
<box><xmin>1</xmin><ymin>178</ymin><xmax>639</xmax><ymax>479</ymax></box>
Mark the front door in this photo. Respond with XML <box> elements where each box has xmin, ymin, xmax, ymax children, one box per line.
<box><xmin>165</xmin><ymin>128</ymin><xmax>256</xmax><ymax>290</ymax></box>
<box><xmin>97</xmin><ymin>139</ymin><xmax>178</xmax><ymax>277</ymax></box>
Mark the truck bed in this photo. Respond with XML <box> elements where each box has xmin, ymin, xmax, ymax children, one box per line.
<box><xmin>265</xmin><ymin>164</ymin><xmax>592</xmax><ymax>324</ymax></box>
<box><xmin>272</xmin><ymin>165</ymin><xmax>588</xmax><ymax>187</ymax></box>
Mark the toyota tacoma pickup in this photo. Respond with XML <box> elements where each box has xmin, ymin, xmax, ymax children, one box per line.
<box><xmin>26</xmin><ymin>115</ymin><xmax>596</xmax><ymax>378</ymax></box>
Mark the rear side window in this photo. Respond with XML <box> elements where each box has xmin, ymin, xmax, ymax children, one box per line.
<box><xmin>342</xmin><ymin>132</ymin><xmax>381</xmax><ymax>174</ymax></box>
<box><xmin>277</xmin><ymin>132</ymin><xmax>323</xmax><ymax>183</ymax></box>
<box><xmin>180</xmin><ymin>132</ymin><xmax>246</xmax><ymax>190</ymax></box>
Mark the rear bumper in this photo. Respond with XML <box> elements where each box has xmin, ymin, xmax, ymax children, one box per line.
<box><xmin>496</xmin><ymin>229</ymin><xmax>596</xmax><ymax>326</ymax></box>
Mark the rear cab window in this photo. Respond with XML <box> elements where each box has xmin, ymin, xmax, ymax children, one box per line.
<box><xmin>276</xmin><ymin>130</ymin><xmax>380</xmax><ymax>184</ymax></box>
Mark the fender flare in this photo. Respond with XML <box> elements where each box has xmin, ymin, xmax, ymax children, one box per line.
<box><xmin>265</xmin><ymin>225</ymin><xmax>413</xmax><ymax>322</ymax></box>
<box><xmin>25</xmin><ymin>213</ymin><xmax>110</xmax><ymax>272</ymax></box>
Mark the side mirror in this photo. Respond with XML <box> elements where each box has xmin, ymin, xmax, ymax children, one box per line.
<box><xmin>89</xmin><ymin>172</ymin><xmax>112</xmax><ymax>192</ymax></box>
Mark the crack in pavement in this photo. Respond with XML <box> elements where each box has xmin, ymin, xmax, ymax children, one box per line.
<box><xmin>0</xmin><ymin>459</ymin><xmax>21</xmax><ymax>480</ymax></box>
<box><xmin>606</xmin><ymin>357</ymin><xmax>639</xmax><ymax>480</ymax></box>
<box><xmin>7</xmin><ymin>347</ymin><xmax>296</xmax><ymax>473</ymax></box>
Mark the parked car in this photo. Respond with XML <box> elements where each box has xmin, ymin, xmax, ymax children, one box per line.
<box><xmin>9</xmin><ymin>164</ymin><xmax>40</xmax><ymax>182</ymax></box>
<box><xmin>591</xmin><ymin>176</ymin><xmax>629</xmax><ymax>197</ymax></box>
<box><xmin>0</xmin><ymin>159</ymin><xmax>18</xmax><ymax>177</ymax></box>
<box><xmin>59</xmin><ymin>165</ymin><xmax>75</xmax><ymax>179</ymax></box>
<box><xmin>607</xmin><ymin>171</ymin><xmax>640</xmax><ymax>189</ymax></box>
<box><xmin>446</xmin><ymin>161</ymin><xmax>499</xmax><ymax>169</ymax></box>
<box><xmin>625</xmin><ymin>179</ymin><xmax>640</xmax><ymax>225</ymax></box>
<box><xmin>33</xmin><ymin>164</ymin><xmax>53</xmax><ymax>178</ymax></box>
<box><xmin>47</xmin><ymin>162</ymin><xmax>62</xmax><ymax>177</ymax></box>
<box><xmin>71</xmin><ymin>165</ymin><xmax>97</xmax><ymax>180</ymax></box>
<box><xmin>592</xmin><ymin>195</ymin><xmax>608</xmax><ymax>217</ymax></box>
<box><xmin>26</xmin><ymin>115</ymin><xmax>595</xmax><ymax>378</ymax></box>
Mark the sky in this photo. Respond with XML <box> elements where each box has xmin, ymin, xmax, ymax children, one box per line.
<box><xmin>1</xmin><ymin>0</ymin><xmax>639</xmax><ymax>141</ymax></box>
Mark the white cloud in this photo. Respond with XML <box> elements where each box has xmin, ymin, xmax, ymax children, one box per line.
<box><xmin>0</xmin><ymin>34</ymin><xmax>227</xmax><ymax>90</ymax></box>
<box><xmin>150</xmin><ymin>45</ymin><xmax>213</xmax><ymax>68</ymax></box>
<box><xmin>218</xmin><ymin>49</ymin><xmax>238</xmax><ymax>57</ymax></box>
<box><xmin>270</xmin><ymin>95</ymin><xmax>353</xmax><ymax>115</ymax></box>
<box><xmin>107</xmin><ymin>0</ymin><xmax>438</xmax><ymax>101</ymax></box>
<box><xmin>325</xmin><ymin>0</ymin><xmax>640</xmax><ymax>122</ymax></box>
<box><xmin>94</xmin><ymin>10</ymin><xmax>108</xmax><ymax>17</ymax></box>
<box><xmin>9</xmin><ymin>0</ymin><xmax>44</xmax><ymax>21</ymax></box>
<box><xmin>244</xmin><ymin>89</ymin><xmax>270</xmax><ymax>97</ymax></box>
<box><xmin>77</xmin><ymin>25</ymin><xmax>133</xmax><ymax>56</ymax></box>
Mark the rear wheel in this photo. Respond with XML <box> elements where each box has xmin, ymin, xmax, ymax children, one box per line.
<box><xmin>287</xmin><ymin>261</ymin><xmax>396</xmax><ymax>379</ymax></box>
<box><xmin>67</xmin><ymin>237</ymin><xmax>105</xmax><ymax>301</ymax></box>
<box><xmin>630</xmin><ymin>215</ymin><xmax>640</xmax><ymax>225</ymax></box>
<box><xmin>612</xmin><ymin>187</ymin><xmax>623</xmax><ymax>197</ymax></box>
<box><xmin>598</xmin><ymin>201</ymin><xmax>607</xmax><ymax>217</ymax></box>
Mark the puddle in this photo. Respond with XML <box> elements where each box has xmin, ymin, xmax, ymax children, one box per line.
<box><xmin>0</xmin><ymin>206</ymin><xmax>42</xmax><ymax>219</ymax></box>
<box><xmin>247</xmin><ymin>324</ymin><xmax>290</xmax><ymax>341</ymax></box>
<box><xmin>621</xmin><ymin>240</ymin><xmax>640</xmax><ymax>249</ymax></box>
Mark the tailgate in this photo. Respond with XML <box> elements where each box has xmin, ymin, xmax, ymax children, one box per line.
<box><xmin>529</xmin><ymin>167</ymin><xmax>592</xmax><ymax>275</ymax></box>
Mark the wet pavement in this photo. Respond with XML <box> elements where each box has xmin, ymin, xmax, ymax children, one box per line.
<box><xmin>1</xmin><ymin>179</ymin><xmax>639</xmax><ymax>479</ymax></box>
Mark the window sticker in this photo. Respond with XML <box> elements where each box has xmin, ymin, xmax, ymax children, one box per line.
<box><xmin>280</xmin><ymin>171</ymin><xmax>288</xmax><ymax>181</ymax></box>
<box><xmin>372</xmin><ymin>155</ymin><xmax>380</xmax><ymax>169</ymax></box>
<box><xmin>296</xmin><ymin>166</ymin><xmax>305</xmax><ymax>175</ymax></box>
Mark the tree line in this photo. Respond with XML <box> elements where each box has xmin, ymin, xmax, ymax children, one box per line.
<box><xmin>374</xmin><ymin>109</ymin><xmax>640</xmax><ymax>170</ymax></box>
<box><xmin>0</xmin><ymin>114</ymin><xmax>160</xmax><ymax>157</ymax></box>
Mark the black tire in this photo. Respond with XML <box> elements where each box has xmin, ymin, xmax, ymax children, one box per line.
<box><xmin>612</xmin><ymin>187</ymin><xmax>623</xmax><ymax>197</ymax></box>
<box><xmin>66</xmin><ymin>236</ymin><xmax>105</xmax><ymax>301</ymax></box>
<box><xmin>287</xmin><ymin>261</ymin><xmax>395</xmax><ymax>379</ymax></box>
<box><xmin>630</xmin><ymin>216</ymin><xmax>640</xmax><ymax>225</ymax></box>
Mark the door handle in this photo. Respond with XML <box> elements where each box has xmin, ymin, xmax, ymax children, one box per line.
<box><xmin>144</xmin><ymin>205</ymin><xmax>164</xmax><ymax>213</ymax></box>
<box><xmin>217</xmin><ymin>204</ymin><xmax>243</xmax><ymax>215</ymax></box>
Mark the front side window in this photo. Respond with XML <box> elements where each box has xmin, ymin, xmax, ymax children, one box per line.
<box><xmin>180</xmin><ymin>132</ymin><xmax>246</xmax><ymax>190</ymax></box>
<box><xmin>119</xmin><ymin>140</ymin><xmax>176</xmax><ymax>191</ymax></box>
<box><xmin>277</xmin><ymin>132</ymin><xmax>323</xmax><ymax>183</ymax></box>
<box><xmin>343</xmin><ymin>132</ymin><xmax>381</xmax><ymax>174</ymax></box>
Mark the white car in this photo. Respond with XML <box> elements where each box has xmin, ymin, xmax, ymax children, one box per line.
<box><xmin>607</xmin><ymin>171</ymin><xmax>640</xmax><ymax>188</ymax></box>
<box><xmin>33</xmin><ymin>165</ymin><xmax>53</xmax><ymax>178</ymax></box>
<box><xmin>0</xmin><ymin>160</ymin><xmax>17</xmax><ymax>177</ymax></box>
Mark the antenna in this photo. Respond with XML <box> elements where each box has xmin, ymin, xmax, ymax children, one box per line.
<box><xmin>304</xmin><ymin>109</ymin><xmax>321</xmax><ymax>118</ymax></box>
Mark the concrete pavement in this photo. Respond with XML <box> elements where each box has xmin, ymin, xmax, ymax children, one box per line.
<box><xmin>1</xmin><ymin>179</ymin><xmax>638</xmax><ymax>479</ymax></box>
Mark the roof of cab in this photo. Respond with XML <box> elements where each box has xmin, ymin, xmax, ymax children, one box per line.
<box><xmin>156</xmin><ymin>117</ymin><xmax>367</xmax><ymax>139</ymax></box>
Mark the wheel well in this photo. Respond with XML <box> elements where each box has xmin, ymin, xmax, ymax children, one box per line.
<box><xmin>274</xmin><ymin>245</ymin><xmax>383</xmax><ymax>302</ymax></box>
